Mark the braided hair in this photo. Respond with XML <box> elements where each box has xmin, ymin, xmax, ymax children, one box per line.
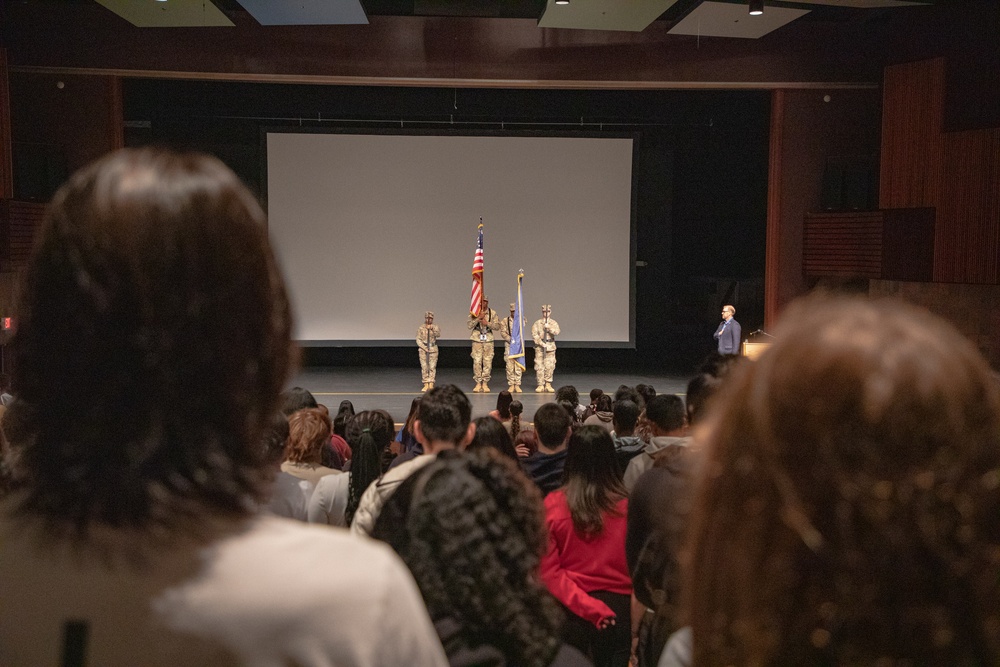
<box><xmin>509</xmin><ymin>400</ymin><xmax>523</xmax><ymax>442</ymax></box>
<box><xmin>344</xmin><ymin>409</ymin><xmax>394</xmax><ymax>526</ymax></box>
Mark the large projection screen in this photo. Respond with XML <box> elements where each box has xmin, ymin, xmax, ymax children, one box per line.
<box><xmin>266</xmin><ymin>131</ymin><xmax>635</xmax><ymax>346</ymax></box>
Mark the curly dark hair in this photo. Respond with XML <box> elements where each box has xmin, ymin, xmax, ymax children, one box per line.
<box><xmin>4</xmin><ymin>148</ymin><xmax>292</xmax><ymax>536</ymax></box>
<box><xmin>379</xmin><ymin>449</ymin><xmax>563</xmax><ymax>666</ymax></box>
<box><xmin>686</xmin><ymin>297</ymin><xmax>1000</xmax><ymax>665</ymax></box>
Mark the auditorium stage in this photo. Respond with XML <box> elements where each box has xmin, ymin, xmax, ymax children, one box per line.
<box><xmin>289</xmin><ymin>367</ymin><xmax>690</xmax><ymax>423</ymax></box>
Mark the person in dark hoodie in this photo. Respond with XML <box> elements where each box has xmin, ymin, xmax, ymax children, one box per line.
<box><xmin>523</xmin><ymin>403</ymin><xmax>573</xmax><ymax>496</ymax></box>
<box><xmin>582</xmin><ymin>394</ymin><xmax>614</xmax><ymax>432</ymax></box>
<box><xmin>373</xmin><ymin>449</ymin><xmax>591</xmax><ymax>667</ymax></box>
<box><xmin>610</xmin><ymin>399</ymin><xmax>644</xmax><ymax>474</ymax></box>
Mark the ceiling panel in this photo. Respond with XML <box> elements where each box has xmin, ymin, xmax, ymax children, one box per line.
<box><xmin>94</xmin><ymin>0</ymin><xmax>234</xmax><ymax>27</ymax></box>
<box><xmin>236</xmin><ymin>0</ymin><xmax>368</xmax><ymax>25</ymax></box>
<box><xmin>538</xmin><ymin>0</ymin><xmax>681</xmax><ymax>32</ymax></box>
<box><xmin>669</xmin><ymin>1</ymin><xmax>810</xmax><ymax>38</ymax></box>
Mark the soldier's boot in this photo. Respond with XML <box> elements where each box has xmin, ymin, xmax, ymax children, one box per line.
<box><xmin>508</xmin><ymin>385</ymin><xmax>516</xmax><ymax>393</ymax></box>
<box><xmin>536</xmin><ymin>385</ymin><xmax>545</xmax><ymax>392</ymax></box>
<box><xmin>545</xmin><ymin>383</ymin><xmax>554</xmax><ymax>393</ymax></box>
<box><xmin>473</xmin><ymin>382</ymin><xmax>483</xmax><ymax>393</ymax></box>
<box><xmin>428</xmin><ymin>382</ymin><xmax>435</xmax><ymax>390</ymax></box>
<box><xmin>482</xmin><ymin>383</ymin><xmax>491</xmax><ymax>393</ymax></box>
<box><xmin>421</xmin><ymin>382</ymin><xmax>429</xmax><ymax>392</ymax></box>
<box><xmin>514</xmin><ymin>385</ymin><xmax>522</xmax><ymax>393</ymax></box>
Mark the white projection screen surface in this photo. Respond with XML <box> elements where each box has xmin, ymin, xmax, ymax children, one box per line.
<box><xmin>266</xmin><ymin>132</ymin><xmax>635</xmax><ymax>346</ymax></box>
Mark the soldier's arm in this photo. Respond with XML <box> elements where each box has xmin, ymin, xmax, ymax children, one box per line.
<box><xmin>548</xmin><ymin>320</ymin><xmax>561</xmax><ymax>336</ymax></box>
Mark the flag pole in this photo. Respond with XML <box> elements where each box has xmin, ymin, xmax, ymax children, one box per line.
<box><xmin>478</xmin><ymin>217</ymin><xmax>485</xmax><ymax>314</ymax></box>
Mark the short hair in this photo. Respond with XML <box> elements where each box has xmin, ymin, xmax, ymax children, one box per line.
<box><xmin>612</xmin><ymin>399</ymin><xmax>640</xmax><ymax>432</ymax></box>
<box><xmin>589</xmin><ymin>388</ymin><xmax>604</xmax><ymax>403</ymax></box>
<box><xmin>554</xmin><ymin>385</ymin><xmax>580</xmax><ymax>407</ymax></box>
<box><xmin>645</xmin><ymin>394</ymin><xmax>686</xmax><ymax>432</ymax></box>
<box><xmin>5</xmin><ymin>148</ymin><xmax>291</xmax><ymax>533</ymax></box>
<box><xmin>635</xmin><ymin>383</ymin><xmax>657</xmax><ymax>408</ymax></box>
<box><xmin>685</xmin><ymin>373</ymin><xmax>725</xmax><ymax>426</ymax></box>
<box><xmin>613</xmin><ymin>385</ymin><xmax>641</xmax><ymax>407</ymax></box>
<box><xmin>533</xmin><ymin>402</ymin><xmax>572</xmax><ymax>448</ymax></box>
<box><xmin>594</xmin><ymin>394</ymin><xmax>614</xmax><ymax>413</ymax></box>
<box><xmin>468</xmin><ymin>416</ymin><xmax>518</xmax><ymax>460</ymax></box>
<box><xmin>722</xmin><ymin>304</ymin><xmax>735</xmax><ymax>316</ymax></box>
<box><xmin>280</xmin><ymin>387</ymin><xmax>318</xmax><ymax>415</ymax></box>
<box><xmin>416</xmin><ymin>384</ymin><xmax>471</xmax><ymax>444</ymax></box>
<box><xmin>685</xmin><ymin>297</ymin><xmax>1000</xmax><ymax>665</ymax></box>
<box><xmin>285</xmin><ymin>408</ymin><xmax>332</xmax><ymax>464</ymax></box>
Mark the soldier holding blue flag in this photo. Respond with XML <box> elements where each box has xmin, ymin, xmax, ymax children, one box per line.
<box><xmin>501</xmin><ymin>303</ymin><xmax>523</xmax><ymax>393</ymax></box>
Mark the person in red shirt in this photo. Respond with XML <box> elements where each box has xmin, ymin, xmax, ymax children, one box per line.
<box><xmin>541</xmin><ymin>425</ymin><xmax>632</xmax><ymax>667</ymax></box>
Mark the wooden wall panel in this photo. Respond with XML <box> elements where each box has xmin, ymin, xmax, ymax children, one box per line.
<box><xmin>936</xmin><ymin>128</ymin><xmax>1000</xmax><ymax>283</ymax></box>
<box><xmin>803</xmin><ymin>211</ymin><xmax>883</xmax><ymax>278</ymax></box>
<box><xmin>0</xmin><ymin>200</ymin><xmax>46</xmax><ymax>273</ymax></box>
<box><xmin>879</xmin><ymin>59</ymin><xmax>944</xmax><ymax>210</ymax></box>
<box><xmin>0</xmin><ymin>48</ymin><xmax>13</xmax><ymax>199</ymax></box>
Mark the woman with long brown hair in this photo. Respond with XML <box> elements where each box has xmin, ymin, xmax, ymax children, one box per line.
<box><xmin>541</xmin><ymin>425</ymin><xmax>632</xmax><ymax>666</ymax></box>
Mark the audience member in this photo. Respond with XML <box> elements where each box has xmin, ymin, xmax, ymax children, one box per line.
<box><xmin>468</xmin><ymin>415</ymin><xmax>519</xmax><ymax>460</ymax></box>
<box><xmin>583</xmin><ymin>394</ymin><xmax>614</xmax><ymax>432</ymax></box>
<box><xmin>373</xmin><ymin>449</ymin><xmax>591</xmax><ymax>666</ymax></box>
<box><xmin>671</xmin><ymin>297</ymin><xmax>1000</xmax><ymax>666</ymax></box>
<box><xmin>634</xmin><ymin>384</ymin><xmax>656</xmax><ymax>410</ymax></box>
<box><xmin>331</xmin><ymin>399</ymin><xmax>355</xmax><ymax>465</ymax></box>
<box><xmin>556</xmin><ymin>385</ymin><xmax>588</xmax><ymax>422</ymax></box>
<box><xmin>515</xmin><ymin>429</ymin><xmax>539</xmax><ymax>458</ymax></box>
<box><xmin>0</xmin><ymin>148</ymin><xmax>447</xmax><ymax>665</ymax></box>
<box><xmin>392</xmin><ymin>396</ymin><xmax>422</xmax><ymax>462</ymax></box>
<box><xmin>280</xmin><ymin>386</ymin><xmax>318</xmax><ymax>414</ymax></box>
<box><xmin>308</xmin><ymin>409</ymin><xmax>395</xmax><ymax>527</ymax></box>
<box><xmin>351</xmin><ymin>384</ymin><xmax>473</xmax><ymax>537</ymax></box>
<box><xmin>623</xmin><ymin>395</ymin><xmax>688</xmax><ymax>491</ymax></box>
<box><xmin>509</xmin><ymin>399</ymin><xmax>525</xmax><ymax>442</ymax></box>
<box><xmin>542</xmin><ymin>426</ymin><xmax>632</xmax><ymax>667</ymax></box>
<box><xmin>283</xmin><ymin>407</ymin><xmax>342</xmax><ymax>486</ymax></box>
<box><xmin>610</xmin><ymin>399</ymin><xmax>643</xmax><ymax>473</ymax></box>
<box><xmin>260</xmin><ymin>412</ymin><xmax>309</xmax><ymax>521</ymax></box>
<box><xmin>523</xmin><ymin>403</ymin><xmax>573</xmax><ymax>496</ymax></box>
<box><xmin>489</xmin><ymin>389</ymin><xmax>514</xmax><ymax>422</ymax></box>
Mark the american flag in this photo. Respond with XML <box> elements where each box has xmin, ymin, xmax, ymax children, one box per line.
<box><xmin>470</xmin><ymin>223</ymin><xmax>484</xmax><ymax>316</ymax></box>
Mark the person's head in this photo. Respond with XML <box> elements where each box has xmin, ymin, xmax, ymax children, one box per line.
<box><xmin>685</xmin><ymin>372</ymin><xmax>725</xmax><ymax>428</ymax></box>
<box><xmin>514</xmin><ymin>429</ymin><xmax>538</xmax><ymax>456</ymax></box>
<box><xmin>612</xmin><ymin>399</ymin><xmax>640</xmax><ymax>436</ymax></box>
<box><xmin>482</xmin><ymin>296</ymin><xmax>489</xmax><ymax>311</ymax></box>
<box><xmin>558</xmin><ymin>400</ymin><xmax>579</xmax><ymax>423</ymax></box>
<box><xmin>533</xmin><ymin>402</ymin><xmax>572</xmax><ymax>451</ymax></box>
<box><xmin>333</xmin><ymin>400</ymin><xmax>355</xmax><ymax>438</ymax></box>
<box><xmin>403</xmin><ymin>397</ymin><xmax>421</xmax><ymax>435</ymax></box>
<box><xmin>697</xmin><ymin>351</ymin><xmax>745</xmax><ymax>378</ymax></box>
<box><xmin>383</xmin><ymin>449</ymin><xmax>562</xmax><ymax>665</ymax></box>
<box><xmin>636</xmin><ymin>384</ymin><xmax>657</xmax><ymax>408</ymax></box>
<box><xmin>425</xmin><ymin>310</ymin><xmax>434</xmax><ymax>325</ymax></box>
<box><xmin>280</xmin><ymin>387</ymin><xmax>317</xmax><ymax>416</ymax></box>
<box><xmin>721</xmin><ymin>304</ymin><xmax>736</xmax><ymax>321</ymax></box>
<box><xmin>344</xmin><ymin>409</ymin><xmax>395</xmax><ymax>525</ymax></box>
<box><xmin>495</xmin><ymin>390</ymin><xmax>513</xmax><ymax>420</ymax></box>
<box><xmin>414</xmin><ymin>384</ymin><xmax>473</xmax><ymax>453</ymax></box>
<box><xmin>613</xmin><ymin>385</ymin><xmax>642</xmax><ymax>407</ymax></box>
<box><xmin>645</xmin><ymin>394</ymin><xmax>686</xmax><ymax>436</ymax></box>
<box><xmin>589</xmin><ymin>388</ymin><xmax>604</xmax><ymax>405</ymax></box>
<box><xmin>562</xmin><ymin>425</ymin><xmax>627</xmax><ymax>536</ymax></box>
<box><xmin>5</xmin><ymin>148</ymin><xmax>291</xmax><ymax>534</ymax></box>
<box><xmin>259</xmin><ymin>412</ymin><xmax>290</xmax><ymax>468</ymax></box>
<box><xmin>554</xmin><ymin>385</ymin><xmax>579</xmax><ymax>407</ymax></box>
<box><xmin>594</xmin><ymin>394</ymin><xmax>614</xmax><ymax>413</ymax></box>
<box><xmin>542</xmin><ymin>304</ymin><xmax>552</xmax><ymax>317</ymax></box>
<box><xmin>509</xmin><ymin>302</ymin><xmax>515</xmax><ymax>317</ymax></box>
<box><xmin>468</xmin><ymin>416</ymin><xmax>518</xmax><ymax>460</ymax></box>
<box><xmin>509</xmin><ymin>400</ymin><xmax>524</xmax><ymax>440</ymax></box>
<box><xmin>285</xmin><ymin>408</ymin><xmax>332</xmax><ymax>464</ymax></box>
<box><xmin>685</xmin><ymin>296</ymin><xmax>1000</xmax><ymax>665</ymax></box>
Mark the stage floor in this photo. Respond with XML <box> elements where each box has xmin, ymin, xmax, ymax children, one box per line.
<box><xmin>289</xmin><ymin>367</ymin><xmax>690</xmax><ymax>423</ymax></box>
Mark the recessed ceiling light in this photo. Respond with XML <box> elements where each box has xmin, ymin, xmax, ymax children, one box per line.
<box><xmin>749</xmin><ymin>0</ymin><xmax>763</xmax><ymax>15</ymax></box>
<box><xmin>555</xmin><ymin>0</ymin><xmax>570</xmax><ymax>5</ymax></box>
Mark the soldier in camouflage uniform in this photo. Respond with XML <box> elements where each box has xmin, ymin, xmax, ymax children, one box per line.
<box><xmin>531</xmin><ymin>304</ymin><xmax>560</xmax><ymax>393</ymax></box>
<box><xmin>416</xmin><ymin>311</ymin><xmax>441</xmax><ymax>392</ymax></box>
<box><xmin>468</xmin><ymin>296</ymin><xmax>501</xmax><ymax>393</ymax></box>
<box><xmin>500</xmin><ymin>302</ymin><xmax>524</xmax><ymax>393</ymax></box>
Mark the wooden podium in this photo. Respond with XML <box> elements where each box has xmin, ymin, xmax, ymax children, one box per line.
<box><xmin>742</xmin><ymin>339</ymin><xmax>771</xmax><ymax>360</ymax></box>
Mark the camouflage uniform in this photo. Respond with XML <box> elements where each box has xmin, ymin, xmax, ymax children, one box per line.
<box><xmin>416</xmin><ymin>314</ymin><xmax>440</xmax><ymax>389</ymax></box>
<box><xmin>468</xmin><ymin>307</ymin><xmax>501</xmax><ymax>391</ymax></box>
<box><xmin>501</xmin><ymin>304</ymin><xmax>524</xmax><ymax>392</ymax></box>
<box><xmin>531</xmin><ymin>308</ymin><xmax>560</xmax><ymax>392</ymax></box>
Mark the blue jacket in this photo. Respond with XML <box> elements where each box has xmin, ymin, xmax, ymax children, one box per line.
<box><xmin>713</xmin><ymin>318</ymin><xmax>741</xmax><ymax>354</ymax></box>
